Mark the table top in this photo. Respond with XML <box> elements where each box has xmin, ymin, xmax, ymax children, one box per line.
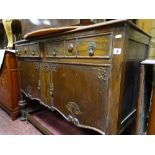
<box><xmin>15</xmin><ymin>19</ymin><xmax>151</xmax><ymax>44</ymax></box>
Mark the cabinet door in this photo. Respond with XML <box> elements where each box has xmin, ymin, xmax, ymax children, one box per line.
<box><xmin>40</xmin><ymin>63</ymin><xmax>53</xmax><ymax>108</ymax></box>
<box><xmin>18</xmin><ymin>61</ymin><xmax>40</xmax><ymax>99</ymax></box>
<box><xmin>52</xmin><ymin>64</ymin><xmax>109</xmax><ymax>133</ymax></box>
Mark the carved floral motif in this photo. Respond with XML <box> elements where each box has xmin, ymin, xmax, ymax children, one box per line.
<box><xmin>66</xmin><ymin>102</ymin><xmax>81</xmax><ymax>115</ymax></box>
<box><xmin>51</xmin><ymin>65</ymin><xmax>57</xmax><ymax>72</ymax></box>
<box><xmin>41</xmin><ymin>63</ymin><xmax>50</xmax><ymax>71</ymax></box>
<box><xmin>93</xmin><ymin>67</ymin><xmax>109</xmax><ymax>82</ymax></box>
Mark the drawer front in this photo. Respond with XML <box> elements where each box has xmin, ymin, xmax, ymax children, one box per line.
<box><xmin>52</xmin><ymin>64</ymin><xmax>110</xmax><ymax>134</ymax></box>
<box><xmin>46</xmin><ymin>41</ymin><xmax>64</xmax><ymax>57</ymax></box>
<box><xmin>16</xmin><ymin>45</ymin><xmax>28</xmax><ymax>57</ymax></box>
<box><xmin>16</xmin><ymin>43</ymin><xmax>40</xmax><ymax>57</ymax></box>
<box><xmin>77</xmin><ymin>33</ymin><xmax>113</xmax><ymax>57</ymax></box>
<box><xmin>65</xmin><ymin>40</ymin><xmax>77</xmax><ymax>57</ymax></box>
<box><xmin>28</xmin><ymin>43</ymin><xmax>40</xmax><ymax>57</ymax></box>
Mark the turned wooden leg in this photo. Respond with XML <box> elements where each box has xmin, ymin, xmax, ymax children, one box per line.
<box><xmin>18</xmin><ymin>93</ymin><xmax>27</xmax><ymax>121</ymax></box>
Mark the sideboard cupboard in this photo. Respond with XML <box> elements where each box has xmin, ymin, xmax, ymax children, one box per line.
<box><xmin>15</xmin><ymin>20</ymin><xmax>151</xmax><ymax>134</ymax></box>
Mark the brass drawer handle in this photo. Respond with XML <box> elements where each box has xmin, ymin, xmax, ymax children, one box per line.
<box><xmin>67</xmin><ymin>43</ymin><xmax>74</xmax><ymax>53</ymax></box>
<box><xmin>68</xmin><ymin>115</ymin><xmax>73</xmax><ymax>122</ymax></box>
<box><xmin>31</xmin><ymin>50</ymin><xmax>35</xmax><ymax>56</ymax></box>
<box><xmin>24</xmin><ymin>50</ymin><xmax>27</xmax><ymax>55</ymax></box>
<box><xmin>88</xmin><ymin>42</ymin><xmax>96</xmax><ymax>56</ymax></box>
<box><xmin>52</xmin><ymin>48</ymin><xmax>57</xmax><ymax>56</ymax></box>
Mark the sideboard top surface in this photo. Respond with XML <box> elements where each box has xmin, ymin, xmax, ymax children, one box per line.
<box><xmin>15</xmin><ymin>19</ymin><xmax>151</xmax><ymax>45</ymax></box>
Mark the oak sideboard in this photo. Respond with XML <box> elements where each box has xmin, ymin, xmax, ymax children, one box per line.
<box><xmin>15</xmin><ymin>20</ymin><xmax>151</xmax><ymax>134</ymax></box>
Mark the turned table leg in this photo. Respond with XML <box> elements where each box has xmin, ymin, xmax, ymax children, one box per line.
<box><xmin>18</xmin><ymin>93</ymin><xmax>27</xmax><ymax>121</ymax></box>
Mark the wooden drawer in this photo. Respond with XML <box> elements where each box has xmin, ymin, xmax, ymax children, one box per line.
<box><xmin>76</xmin><ymin>33</ymin><xmax>113</xmax><ymax>57</ymax></box>
<box><xmin>16</xmin><ymin>45</ymin><xmax>28</xmax><ymax>57</ymax></box>
<box><xmin>28</xmin><ymin>43</ymin><xmax>41</xmax><ymax>57</ymax></box>
<box><xmin>16</xmin><ymin>43</ymin><xmax>40</xmax><ymax>57</ymax></box>
<box><xmin>65</xmin><ymin>40</ymin><xmax>77</xmax><ymax>57</ymax></box>
<box><xmin>46</xmin><ymin>41</ymin><xmax>64</xmax><ymax>57</ymax></box>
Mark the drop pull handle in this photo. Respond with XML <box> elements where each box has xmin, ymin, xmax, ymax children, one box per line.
<box><xmin>31</xmin><ymin>50</ymin><xmax>35</xmax><ymax>56</ymax></box>
<box><xmin>68</xmin><ymin>43</ymin><xmax>74</xmax><ymax>53</ymax></box>
<box><xmin>88</xmin><ymin>42</ymin><xmax>96</xmax><ymax>56</ymax></box>
<box><xmin>52</xmin><ymin>48</ymin><xmax>57</xmax><ymax>56</ymax></box>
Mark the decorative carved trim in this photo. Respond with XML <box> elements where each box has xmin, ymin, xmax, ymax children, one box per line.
<box><xmin>21</xmin><ymin>89</ymin><xmax>52</xmax><ymax>109</ymax></box>
<box><xmin>40</xmin><ymin>65</ymin><xmax>44</xmax><ymax>71</ymax></box>
<box><xmin>68</xmin><ymin>115</ymin><xmax>80</xmax><ymax>126</ymax></box>
<box><xmin>51</xmin><ymin>105</ymin><xmax>105</xmax><ymax>135</ymax></box>
<box><xmin>97</xmin><ymin>68</ymin><xmax>108</xmax><ymax>81</ymax></box>
<box><xmin>21</xmin><ymin>90</ymin><xmax>105</xmax><ymax>135</ymax></box>
<box><xmin>34</xmin><ymin>62</ymin><xmax>39</xmax><ymax>70</ymax></box>
<box><xmin>93</xmin><ymin>67</ymin><xmax>109</xmax><ymax>82</ymax></box>
<box><xmin>66</xmin><ymin>102</ymin><xmax>81</xmax><ymax>115</ymax></box>
<box><xmin>51</xmin><ymin>65</ymin><xmax>57</xmax><ymax>72</ymax></box>
<box><xmin>41</xmin><ymin>63</ymin><xmax>50</xmax><ymax>71</ymax></box>
<box><xmin>44</xmin><ymin>63</ymin><xmax>50</xmax><ymax>71</ymax></box>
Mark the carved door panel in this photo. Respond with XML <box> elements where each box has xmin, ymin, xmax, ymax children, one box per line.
<box><xmin>40</xmin><ymin>63</ymin><xmax>53</xmax><ymax>108</ymax></box>
<box><xmin>52</xmin><ymin>64</ymin><xmax>109</xmax><ymax>134</ymax></box>
<box><xmin>18</xmin><ymin>61</ymin><xmax>40</xmax><ymax>99</ymax></box>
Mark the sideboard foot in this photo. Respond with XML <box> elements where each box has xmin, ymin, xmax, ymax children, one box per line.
<box><xmin>19</xmin><ymin>100</ymin><xmax>27</xmax><ymax>121</ymax></box>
